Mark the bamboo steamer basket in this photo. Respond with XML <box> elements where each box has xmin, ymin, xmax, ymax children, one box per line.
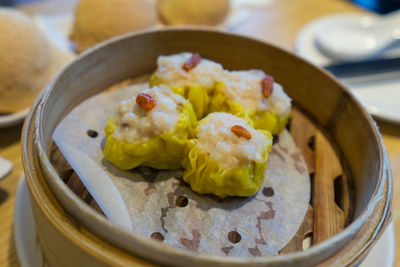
<box><xmin>21</xmin><ymin>28</ymin><xmax>392</xmax><ymax>266</ymax></box>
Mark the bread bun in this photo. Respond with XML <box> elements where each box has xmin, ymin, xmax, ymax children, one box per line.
<box><xmin>70</xmin><ymin>0</ymin><xmax>158</xmax><ymax>53</ymax></box>
<box><xmin>0</xmin><ymin>8</ymin><xmax>54</xmax><ymax>113</ymax></box>
<box><xmin>157</xmin><ymin>0</ymin><xmax>230</xmax><ymax>26</ymax></box>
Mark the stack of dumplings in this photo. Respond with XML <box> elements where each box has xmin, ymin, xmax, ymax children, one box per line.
<box><xmin>105</xmin><ymin>53</ymin><xmax>292</xmax><ymax>198</ymax></box>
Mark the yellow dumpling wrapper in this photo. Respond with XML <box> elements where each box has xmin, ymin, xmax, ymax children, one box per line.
<box><xmin>182</xmin><ymin>130</ymin><xmax>272</xmax><ymax>198</ymax></box>
<box><xmin>104</xmin><ymin>101</ymin><xmax>197</xmax><ymax>170</ymax></box>
<box><xmin>150</xmin><ymin>73</ymin><xmax>217</xmax><ymax>119</ymax></box>
<box><xmin>210</xmin><ymin>85</ymin><xmax>290</xmax><ymax>135</ymax></box>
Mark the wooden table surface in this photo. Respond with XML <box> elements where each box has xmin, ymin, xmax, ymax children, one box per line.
<box><xmin>0</xmin><ymin>0</ymin><xmax>398</xmax><ymax>266</ymax></box>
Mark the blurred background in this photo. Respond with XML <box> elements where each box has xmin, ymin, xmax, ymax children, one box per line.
<box><xmin>0</xmin><ymin>0</ymin><xmax>399</xmax><ymax>266</ymax></box>
<box><xmin>1</xmin><ymin>0</ymin><xmax>400</xmax><ymax>13</ymax></box>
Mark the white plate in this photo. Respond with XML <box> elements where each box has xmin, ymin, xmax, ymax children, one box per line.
<box><xmin>13</xmin><ymin>176</ymin><xmax>47</xmax><ymax>267</ymax></box>
<box><xmin>13</xmin><ymin>175</ymin><xmax>395</xmax><ymax>267</ymax></box>
<box><xmin>0</xmin><ymin>109</ymin><xmax>29</xmax><ymax>129</ymax></box>
<box><xmin>294</xmin><ymin>13</ymin><xmax>400</xmax><ymax>124</ymax></box>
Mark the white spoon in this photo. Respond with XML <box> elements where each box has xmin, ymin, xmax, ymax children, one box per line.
<box><xmin>315</xmin><ymin>10</ymin><xmax>400</xmax><ymax>62</ymax></box>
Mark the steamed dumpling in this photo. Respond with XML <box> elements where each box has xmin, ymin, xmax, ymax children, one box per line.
<box><xmin>104</xmin><ymin>85</ymin><xmax>197</xmax><ymax>170</ymax></box>
<box><xmin>210</xmin><ymin>69</ymin><xmax>292</xmax><ymax>134</ymax></box>
<box><xmin>182</xmin><ymin>112</ymin><xmax>272</xmax><ymax>197</ymax></box>
<box><xmin>150</xmin><ymin>52</ymin><xmax>225</xmax><ymax>118</ymax></box>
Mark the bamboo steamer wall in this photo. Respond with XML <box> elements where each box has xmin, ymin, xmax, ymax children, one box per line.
<box><xmin>21</xmin><ymin>28</ymin><xmax>392</xmax><ymax>266</ymax></box>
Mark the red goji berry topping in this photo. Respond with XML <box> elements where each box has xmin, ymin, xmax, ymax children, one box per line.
<box><xmin>231</xmin><ymin>125</ymin><xmax>252</xmax><ymax>140</ymax></box>
<box><xmin>136</xmin><ymin>93</ymin><xmax>156</xmax><ymax>111</ymax></box>
<box><xmin>261</xmin><ymin>75</ymin><xmax>274</xmax><ymax>98</ymax></box>
<box><xmin>182</xmin><ymin>53</ymin><xmax>202</xmax><ymax>72</ymax></box>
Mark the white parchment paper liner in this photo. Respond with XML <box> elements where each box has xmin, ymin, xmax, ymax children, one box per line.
<box><xmin>53</xmin><ymin>82</ymin><xmax>310</xmax><ymax>257</ymax></box>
